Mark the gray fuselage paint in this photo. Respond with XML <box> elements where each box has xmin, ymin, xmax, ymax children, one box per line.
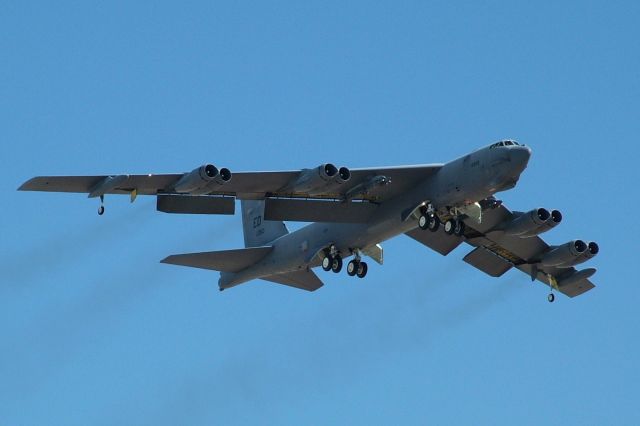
<box><xmin>220</xmin><ymin>144</ymin><xmax>531</xmax><ymax>289</ymax></box>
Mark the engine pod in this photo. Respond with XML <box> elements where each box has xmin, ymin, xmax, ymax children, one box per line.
<box><xmin>540</xmin><ymin>240</ymin><xmax>588</xmax><ymax>267</ymax></box>
<box><xmin>503</xmin><ymin>208</ymin><xmax>550</xmax><ymax>236</ymax></box>
<box><xmin>174</xmin><ymin>164</ymin><xmax>219</xmax><ymax>193</ymax></box>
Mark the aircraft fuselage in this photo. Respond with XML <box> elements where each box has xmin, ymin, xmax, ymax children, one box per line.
<box><xmin>220</xmin><ymin>143</ymin><xmax>532</xmax><ymax>289</ymax></box>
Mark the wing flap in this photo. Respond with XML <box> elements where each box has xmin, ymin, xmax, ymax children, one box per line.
<box><xmin>463</xmin><ymin>247</ymin><xmax>513</xmax><ymax>277</ymax></box>
<box><xmin>405</xmin><ymin>228</ymin><xmax>463</xmax><ymax>256</ymax></box>
<box><xmin>264</xmin><ymin>198</ymin><xmax>378</xmax><ymax>223</ymax></box>
<box><xmin>157</xmin><ymin>194</ymin><xmax>236</xmax><ymax>215</ymax></box>
<box><xmin>261</xmin><ymin>269</ymin><xmax>324</xmax><ymax>291</ymax></box>
<box><xmin>161</xmin><ymin>246</ymin><xmax>273</xmax><ymax>273</ymax></box>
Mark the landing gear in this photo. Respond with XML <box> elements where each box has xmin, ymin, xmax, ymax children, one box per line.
<box><xmin>444</xmin><ymin>219</ymin><xmax>455</xmax><ymax>235</ymax></box>
<box><xmin>419</xmin><ymin>204</ymin><xmax>440</xmax><ymax>232</ymax></box>
<box><xmin>322</xmin><ymin>246</ymin><xmax>343</xmax><ymax>273</ymax></box>
<box><xmin>356</xmin><ymin>261</ymin><xmax>368</xmax><ymax>278</ymax></box>
<box><xmin>418</xmin><ymin>214</ymin><xmax>429</xmax><ymax>230</ymax></box>
<box><xmin>322</xmin><ymin>255</ymin><xmax>333</xmax><ymax>271</ymax></box>
<box><xmin>98</xmin><ymin>195</ymin><xmax>105</xmax><ymax>215</ymax></box>
<box><xmin>427</xmin><ymin>215</ymin><xmax>440</xmax><ymax>232</ymax></box>
<box><xmin>547</xmin><ymin>293</ymin><xmax>555</xmax><ymax>303</ymax></box>
<box><xmin>347</xmin><ymin>259</ymin><xmax>358</xmax><ymax>276</ymax></box>
<box><xmin>331</xmin><ymin>255</ymin><xmax>343</xmax><ymax>273</ymax></box>
<box><xmin>444</xmin><ymin>218</ymin><xmax>465</xmax><ymax>236</ymax></box>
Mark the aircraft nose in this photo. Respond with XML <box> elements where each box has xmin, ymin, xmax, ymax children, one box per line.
<box><xmin>510</xmin><ymin>145</ymin><xmax>532</xmax><ymax>167</ymax></box>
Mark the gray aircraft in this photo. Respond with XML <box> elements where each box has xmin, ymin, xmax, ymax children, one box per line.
<box><xmin>19</xmin><ymin>140</ymin><xmax>598</xmax><ymax>302</ymax></box>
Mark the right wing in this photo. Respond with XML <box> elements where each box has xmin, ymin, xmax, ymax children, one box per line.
<box><xmin>19</xmin><ymin>163</ymin><xmax>443</xmax><ymax>203</ymax></box>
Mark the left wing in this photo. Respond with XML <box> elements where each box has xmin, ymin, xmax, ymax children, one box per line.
<box><xmin>407</xmin><ymin>204</ymin><xmax>597</xmax><ymax>298</ymax></box>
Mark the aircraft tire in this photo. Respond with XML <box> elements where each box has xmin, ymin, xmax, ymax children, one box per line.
<box><xmin>427</xmin><ymin>215</ymin><xmax>440</xmax><ymax>232</ymax></box>
<box><xmin>332</xmin><ymin>255</ymin><xmax>343</xmax><ymax>273</ymax></box>
<box><xmin>347</xmin><ymin>260</ymin><xmax>358</xmax><ymax>276</ymax></box>
<box><xmin>322</xmin><ymin>255</ymin><xmax>333</xmax><ymax>271</ymax></box>
<box><xmin>548</xmin><ymin>293</ymin><xmax>555</xmax><ymax>303</ymax></box>
<box><xmin>356</xmin><ymin>262</ymin><xmax>368</xmax><ymax>278</ymax></box>
<box><xmin>444</xmin><ymin>219</ymin><xmax>455</xmax><ymax>235</ymax></box>
<box><xmin>454</xmin><ymin>220</ymin><xmax>465</xmax><ymax>236</ymax></box>
<box><xmin>98</xmin><ymin>205</ymin><xmax>105</xmax><ymax>215</ymax></box>
<box><xmin>418</xmin><ymin>215</ymin><xmax>428</xmax><ymax>230</ymax></box>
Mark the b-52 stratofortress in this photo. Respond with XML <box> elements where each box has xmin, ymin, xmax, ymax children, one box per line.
<box><xmin>19</xmin><ymin>140</ymin><xmax>598</xmax><ymax>302</ymax></box>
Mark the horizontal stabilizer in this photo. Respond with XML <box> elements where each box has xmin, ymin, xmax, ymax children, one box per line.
<box><xmin>157</xmin><ymin>194</ymin><xmax>235</xmax><ymax>215</ymax></box>
<box><xmin>463</xmin><ymin>247</ymin><xmax>513</xmax><ymax>277</ymax></box>
<box><xmin>264</xmin><ymin>198</ymin><xmax>378</xmax><ymax>223</ymax></box>
<box><xmin>161</xmin><ymin>246</ymin><xmax>273</xmax><ymax>273</ymax></box>
<box><xmin>261</xmin><ymin>269</ymin><xmax>324</xmax><ymax>291</ymax></box>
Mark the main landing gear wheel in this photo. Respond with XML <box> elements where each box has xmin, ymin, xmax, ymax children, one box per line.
<box><xmin>547</xmin><ymin>293</ymin><xmax>555</xmax><ymax>303</ymax></box>
<box><xmin>322</xmin><ymin>255</ymin><xmax>334</xmax><ymax>271</ymax></box>
<box><xmin>347</xmin><ymin>260</ymin><xmax>358</xmax><ymax>276</ymax></box>
<box><xmin>444</xmin><ymin>219</ymin><xmax>455</xmax><ymax>235</ymax></box>
<box><xmin>331</xmin><ymin>255</ymin><xmax>343</xmax><ymax>273</ymax></box>
<box><xmin>427</xmin><ymin>215</ymin><xmax>440</xmax><ymax>232</ymax></box>
<box><xmin>453</xmin><ymin>220</ymin><xmax>465</xmax><ymax>236</ymax></box>
<box><xmin>418</xmin><ymin>214</ymin><xmax>429</xmax><ymax>230</ymax></box>
<box><xmin>356</xmin><ymin>261</ymin><xmax>368</xmax><ymax>278</ymax></box>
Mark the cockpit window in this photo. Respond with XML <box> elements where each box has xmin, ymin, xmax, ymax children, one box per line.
<box><xmin>490</xmin><ymin>139</ymin><xmax>520</xmax><ymax>148</ymax></box>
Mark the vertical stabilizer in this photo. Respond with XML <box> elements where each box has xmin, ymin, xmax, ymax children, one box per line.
<box><xmin>241</xmin><ymin>199</ymin><xmax>289</xmax><ymax>247</ymax></box>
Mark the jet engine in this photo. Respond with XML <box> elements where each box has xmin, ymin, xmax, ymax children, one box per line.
<box><xmin>504</xmin><ymin>208</ymin><xmax>550</xmax><ymax>236</ymax></box>
<box><xmin>521</xmin><ymin>209</ymin><xmax>562</xmax><ymax>237</ymax></box>
<box><xmin>173</xmin><ymin>164</ymin><xmax>232</xmax><ymax>194</ymax></box>
<box><xmin>539</xmin><ymin>240</ymin><xmax>588</xmax><ymax>267</ymax></box>
<box><xmin>567</xmin><ymin>241</ymin><xmax>599</xmax><ymax>267</ymax></box>
<box><xmin>503</xmin><ymin>208</ymin><xmax>562</xmax><ymax>238</ymax></box>
<box><xmin>282</xmin><ymin>164</ymin><xmax>351</xmax><ymax>194</ymax></box>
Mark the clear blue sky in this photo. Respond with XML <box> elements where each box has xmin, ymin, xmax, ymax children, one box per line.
<box><xmin>2</xmin><ymin>1</ymin><xmax>639</xmax><ymax>424</ymax></box>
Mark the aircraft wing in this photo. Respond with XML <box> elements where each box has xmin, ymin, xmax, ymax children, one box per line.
<box><xmin>407</xmin><ymin>204</ymin><xmax>596</xmax><ymax>298</ymax></box>
<box><xmin>18</xmin><ymin>164</ymin><xmax>443</xmax><ymax>203</ymax></box>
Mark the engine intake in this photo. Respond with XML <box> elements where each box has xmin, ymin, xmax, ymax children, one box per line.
<box><xmin>522</xmin><ymin>209</ymin><xmax>562</xmax><ymax>237</ymax></box>
<box><xmin>173</xmin><ymin>164</ymin><xmax>232</xmax><ymax>194</ymax></box>
<box><xmin>282</xmin><ymin>164</ymin><xmax>351</xmax><ymax>195</ymax></box>
<box><xmin>504</xmin><ymin>208</ymin><xmax>550</xmax><ymax>236</ymax></box>
<box><xmin>569</xmin><ymin>241</ymin><xmax>599</xmax><ymax>267</ymax></box>
<box><xmin>540</xmin><ymin>240</ymin><xmax>588</xmax><ymax>267</ymax></box>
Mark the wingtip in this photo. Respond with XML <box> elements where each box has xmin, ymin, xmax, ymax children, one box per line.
<box><xmin>17</xmin><ymin>178</ymin><xmax>35</xmax><ymax>191</ymax></box>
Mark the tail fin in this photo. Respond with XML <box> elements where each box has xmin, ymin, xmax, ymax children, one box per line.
<box><xmin>241</xmin><ymin>199</ymin><xmax>288</xmax><ymax>247</ymax></box>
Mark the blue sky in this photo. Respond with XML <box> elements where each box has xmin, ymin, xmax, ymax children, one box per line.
<box><xmin>2</xmin><ymin>1</ymin><xmax>639</xmax><ymax>424</ymax></box>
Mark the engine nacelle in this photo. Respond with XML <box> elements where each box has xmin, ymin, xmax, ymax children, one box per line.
<box><xmin>521</xmin><ymin>209</ymin><xmax>562</xmax><ymax>237</ymax></box>
<box><xmin>540</xmin><ymin>240</ymin><xmax>588</xmax><ymax>267</ymax></box>
<box><xmin>282</xmin><ymin>164</ymin><xmax>351</xmax><ymax>194</ymax></box>
<box><xmin>565</xmin><ymin>241</ymin><xmax>599</xmax><ymax>267</ymax></box>
<box><xmin>173</xmin><ymin>164</ymin><xmax>231</xmax><ymax>193</ymax></box>
<box><xmin>504</xmin><ymin>208</ymin><xmax>550</xmax><ymax>236</ymax></box>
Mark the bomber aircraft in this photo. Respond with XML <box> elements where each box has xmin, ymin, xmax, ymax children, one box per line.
<box><xmin>19</xmin><ymin>140</ymin><xmax>598</xmax><ymax>302</ymax></box>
